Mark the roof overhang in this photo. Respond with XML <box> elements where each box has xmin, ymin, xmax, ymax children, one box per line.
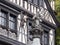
<box><xmin>0</xmin><ymin>0</ymin><xmax>34</xmax><ymax>18</ymax></box>
<box><xmin>44</xmin><ymin>0</ymin><xmax>58</xmax><ymax>28</ymax></box>
<box><xmin>0</xmin><ymin>35</ymin><xmax>25</xmax><ymax>45</ymax></box>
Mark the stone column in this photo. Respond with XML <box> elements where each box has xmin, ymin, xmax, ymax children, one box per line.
<box><xmin>29</xmin><ymin>28</ymin><xmax>42</xmax><ymax>45</ymax></box>
<box><xmin>31</xmin><ymin>38</ymin><xmax>41</xmax><ymax>45</ymax></box>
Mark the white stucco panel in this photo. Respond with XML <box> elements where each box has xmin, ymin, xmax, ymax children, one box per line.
<box><xmin>49</xmin><ymin>29</ymin><xmax>55</xmax><ymax>45</ymax></box>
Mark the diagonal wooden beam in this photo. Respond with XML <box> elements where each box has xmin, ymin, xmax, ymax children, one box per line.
<box><xmin>44</xmin><ymin>0</ymin><xmax>59</xmax><ymax>27</ymax></box>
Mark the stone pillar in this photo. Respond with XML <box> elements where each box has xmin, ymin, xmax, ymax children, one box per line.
<box><xmin>29</xmin><ymin>28</ymin><xmax>42</xmax><ymax>45</ymax></box>
<box><xmin>32</xmin><ymin>38</ymin><xmax>41</xmax><ymax>45</ymax></box>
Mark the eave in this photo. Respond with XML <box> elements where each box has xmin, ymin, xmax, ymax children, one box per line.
<box><xmin>0</xmin><ymin>0</ymin><xmax>57</xmax><ymax>29</ymax></box>
<box><xmin>44</xmin><ymin>0</ymin><xmax>58</xmax><ymax>28</ymax></box>
<box><xmin>0</xmin><ymin>35</ymin><xmax>25</xmax><ymax>45</ymax></box>
<box><xmin>0</xmin><ymin>0</ymin><xmax>34</xmax><ymax>18</ymax></box>
<box><xmin>41</xmin><ymin>18</ymin><xmax>57</xmax><ymax>29</ymax></box>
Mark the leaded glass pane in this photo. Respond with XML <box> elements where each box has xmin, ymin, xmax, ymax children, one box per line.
<box><xmin>9</xmin><ymin>21</ymin><xmax>15</xmax><ymax>30</ymax></box>
<box><xmin>0</xmin><ymin>12</ymin><xmax>6</xmax><ymax>26</ymax></box>
<box><xmin>1</xmin><ymin>18</ymin><xmax>6</xmax><ymax>26</ymax></box>
<box><xmin>9</xmin><ymin>16</ymin><xmax>15</xmax><ymax>22</ymax></box>
<box><xmin>1</xmin><ymin>12</ymin><xmax>6</xmax><ymax>18</ymax></box>
<box><xmin>44</xmin><ymin>37</ymin><xmax>48</xmax><ymax>44</ymax></box>
<box><xmin>44</xmin><ymin>32</ymin><xmax>48</xmax><ymax>45</ymax></box>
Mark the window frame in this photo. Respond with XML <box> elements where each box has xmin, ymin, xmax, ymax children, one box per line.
<box><xmin>9</xmin><ymin>14</ymin><xmax>17</xmax><ymax>31</ymax></box>
<box><xmin>0</xmin><ymin>10</ymin><xmax>7</xmax><ymax>27</ymax></box>
<box><xmin>44</xmin><ymin>31</ymin><xmax>49</xmax><ymax>45</ymax></box>
<box><xmin>0</xmin><ymin>6</ymin><xmax>17</xmax><ymax>34</ymax></box>
<box><xmin>0</xmin><ymin>8</ymin><xmax>8</xmax><ymax>29</ymax></box>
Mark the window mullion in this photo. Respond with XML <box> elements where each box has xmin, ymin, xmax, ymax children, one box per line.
<box><xmin>16</xmin><ymin>16</ymin><xmax>18</xmax><ymax>40</ymax></box>
<box><xmin>7</xmin><ymin>12</ymin><xmax>10</xmax><ymax>37</ymax></box>
<box><xmin>0</xmin><ymin>11</ymin><xmax>2</xmax><ymax>25</ymax></box>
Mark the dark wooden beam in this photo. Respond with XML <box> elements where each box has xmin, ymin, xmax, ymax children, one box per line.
<box><xmin>0</xmin><ymin>35</ymin><xmax>25</xmax><ymax>45</ymax></box>
<box><xmin>44</xmin><ymin>0</ymin><xmax>59</xmax><ymax>27</ymax></box>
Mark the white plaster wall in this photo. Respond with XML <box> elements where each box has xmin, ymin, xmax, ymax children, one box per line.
<box><xmin>44</xmin><ymin>2</ymin><xmax>47</xmax><ymax>9</ymax></box>
<box><xmin>31</xmin><ymin>5</ymin><xmax>34</xmax><ymax>13</ymax></box>
<box><xmin>33</xmin><ymin>7</ymin><xmax>36</xmax><ymax>14</ymax></box>
<box><xmin>24</xmin><ymin>1</ymin><xmax>28</xmax><ymax>9</ymax></box>
<box><xmin>17</xmin><ymin>14</ymin><xmax>21</xmax><ymax>31</ymax></box>
<box><xmin>17</xmin><ymin>0</ymin><xmax>20</xmax><ymax>5</ymax></box>
<box><xmin>17</xmin><ymin>14</ymin><xmax>28</xmax><ymax>44</ymax></box>
<box><xmin>50</xmin><ymin>1</ymin><xmax>55</xmax><ymax>10</ymax></box>
<box><xmin>13</xmin><ymin>0</ymin><xmax>15</xmax><ymax>3</ymax></box>
<box><xmin>37</xmin><ymin>8</ymin><xmax>39</xmax><ymax>13</ymax></box>
<box><xmin>20</xmin><ymin>0</ymin><xmax>23</xmax><ymax>7</ymax></box>
<box><xmin>49</xmin><ymin>29</ymin><xmax>55</xmax><ymax>45</ymax></box>
<box><xmin>28</xmin><ymin>3</ymin><xmax>30</xmax><ymax>11</ymax></box>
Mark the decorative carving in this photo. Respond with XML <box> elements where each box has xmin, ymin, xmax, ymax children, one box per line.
<box><xmin>9</xmin><ymin>31</ymin><xmax>16</xmax><ymax>40</ymax></box>
<box><xmin>3</xmin><ymin>29</ymin><xmax>7</xmax><ymax>36</ymax></box>
<box><xmin>0</xmin><ymin>28</ymin><xmax>7</xmax><ymax>37</ymax></box>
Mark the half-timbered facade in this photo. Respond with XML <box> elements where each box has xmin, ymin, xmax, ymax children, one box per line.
<box><xmin>0</xmin><ymin>0</ymin><xmax>57</xmax><ymax>45</ymax></box>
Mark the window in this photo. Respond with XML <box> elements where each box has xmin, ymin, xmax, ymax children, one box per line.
<box><xmin>9</xmin><ymin>14</ymin><xmax>16</xmax><ymax>30</ymax></box>
<box><xmin>44</xmin><ymin>32</ymin><xmax>49</xmax><ymax>45</ymax></box>
<box><xmin>8</xmin><ymin>13</ymin><xmax>17</xmax><ymax>40</ymax></box>
<box><xmin>0</xmin><ymin>8</ymin><xmax>17</xmax><ymax>40</ymax></box>
<box><xmin>0</xmin><ymin>10</ymin><xmax>7</xmax><ymax>26</ymax></box>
